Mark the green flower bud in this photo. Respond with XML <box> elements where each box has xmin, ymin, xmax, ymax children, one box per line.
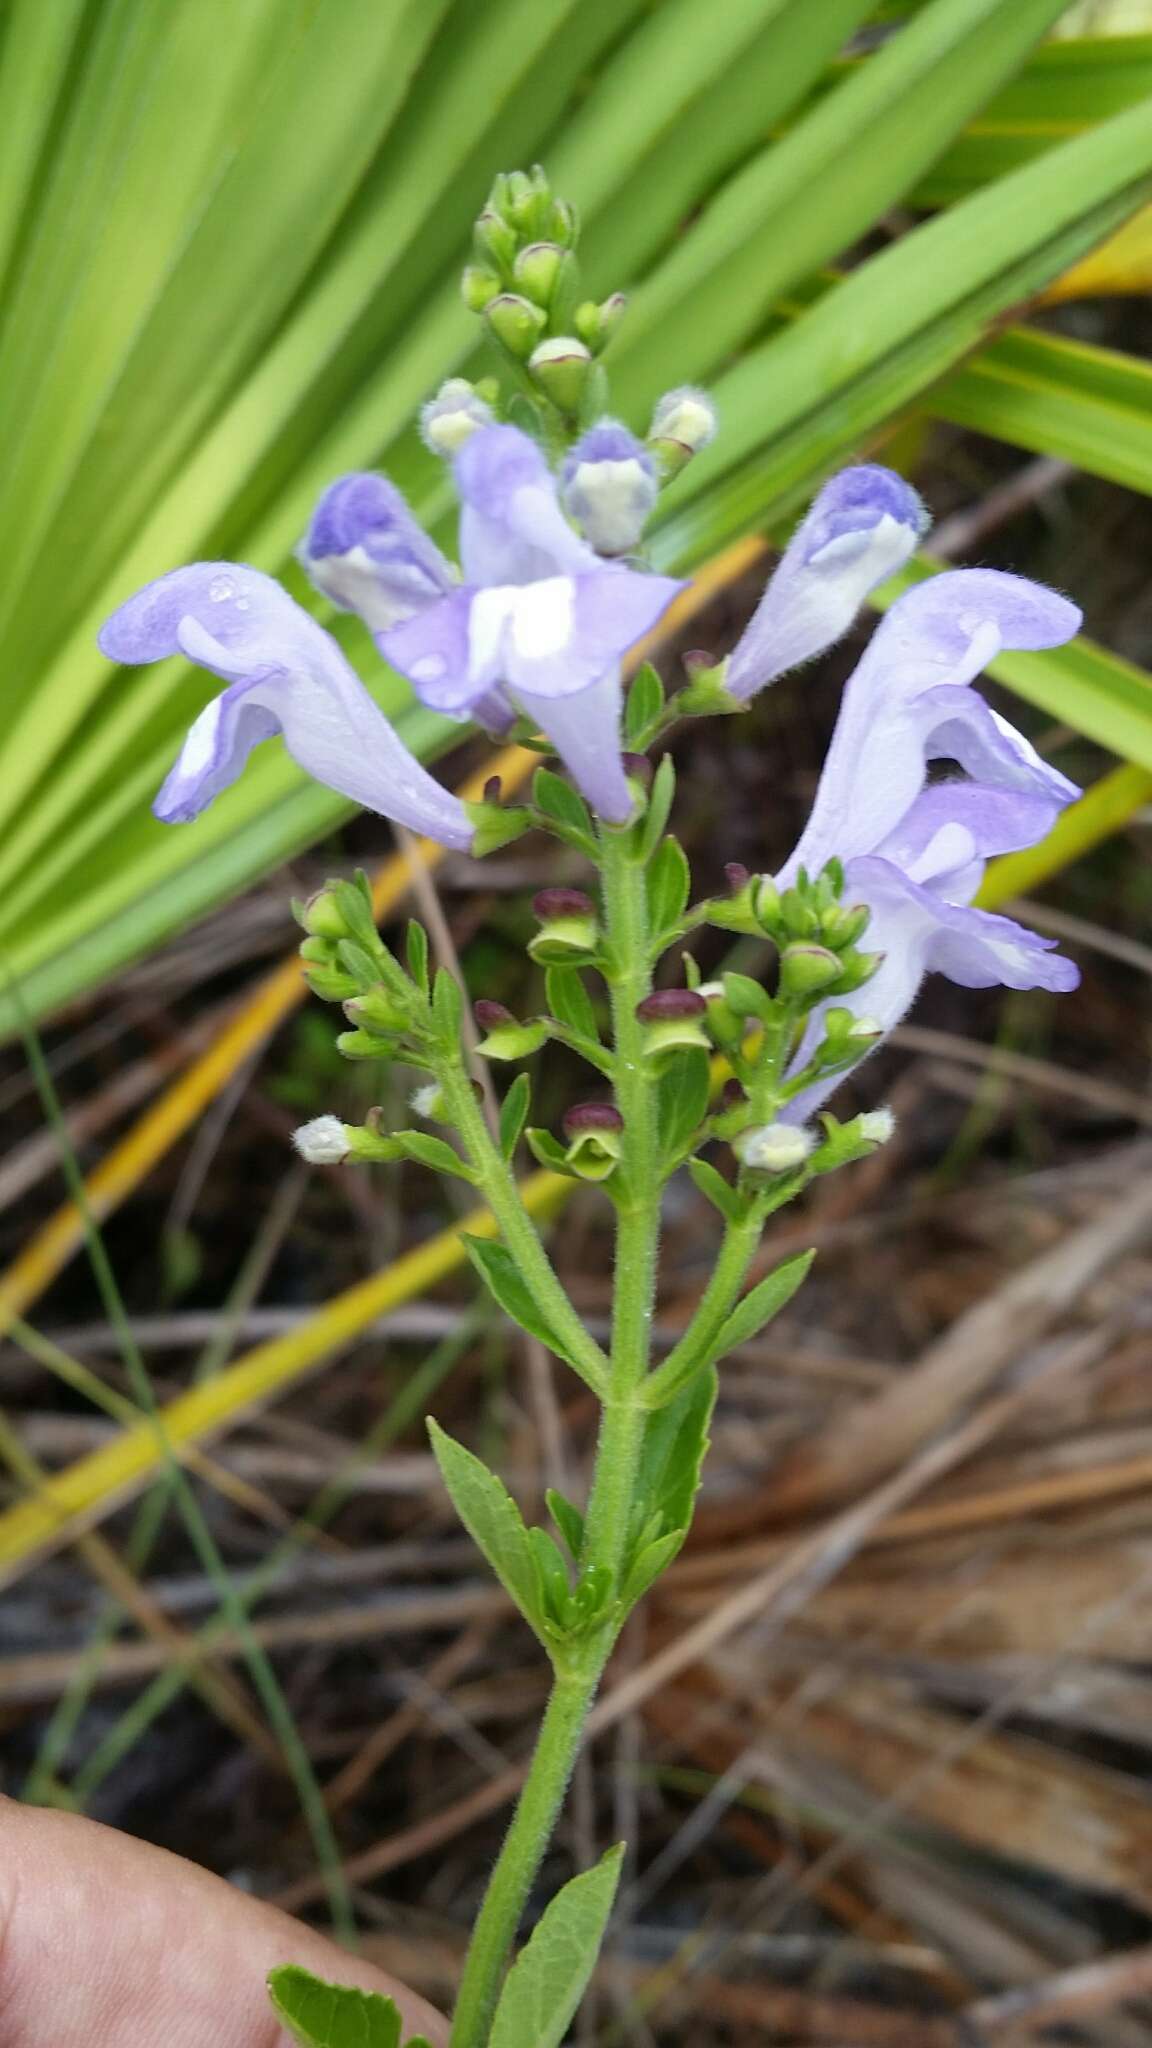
<box><xmin>528</xmin><ymin>888</ymin><xmax>599</xmax><ymax>965</ymax></box>
<box><xmin>342</xmin><ymin>985</ymin><xmax>410</xmax><ymax>1035</ymax></box>
<box><xmin>562</xmin><ymin>1102</ymin><xmax>624</xmax><ymax>1183</ymax></box>
<box><xmin>473</xmin><ymin>209</ymin><xmax>517</xmax><ymax>273</ymax></box>
<box><xmin>461</xmin><ymin>264</ymin><xmax>501</xmax><ymax>312</ymax></box>
<box><xmin>778</xmin><ymin>943</ymin><xmax>843</xmax><ymax>999</ymax></box>
<box><xmin>303</xmin><ymin>965</ymin><xmax>360</xmax><ymax>1004</ymax></box>
<box><xmin>573</xmin><ymin>293</ymin><xmax>627</xmax><ymax>353</ymax></box>
<box><xmin>695</xmin><ymin>981</ymin><xmax>745</xmax><ymax>1051</ymax></box>
<box><xmin>513</xmin><ymin>240</ymin><xmax>567</xmax><ymax>307</ymax></box>
<box><xmin>634</xmin><ymin>988</ymin><xmax>711</xmax><ymax>1059</ymax></box>
<box><xmin>299</xmin><ymin>887</ymin><xmax>353</xmax><ymax>941</ymax></box>
<box><xmin>473</xmin><ymin>1000</ymin><xmax>550</xmax><ymax>1061</ymax></box>
<box><xmin>485</xmin><ymin>292</ymin><xmax>548</xmax><ymax>360</ymax></box>
<box><xmin>526</xmin><ymin>335</ymin><xmax>593</xmax><ymax>415</ymax></box>
<box><xmin>336</xmin><ymin>1028</ymin><xmax>398</xmax><ymax>1061</ymax></box>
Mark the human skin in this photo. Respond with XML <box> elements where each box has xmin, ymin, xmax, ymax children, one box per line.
<box><xmin>0</xmin><ymin>1797</ymin><xmax>447</xmax><ymax>2047</ymax></box>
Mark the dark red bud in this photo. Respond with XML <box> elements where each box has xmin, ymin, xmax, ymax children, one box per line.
<box><xmin>720</xmin><ymin>1078</ymin><xmax>747</xmax><ymax>1109</ymax></box>
<box><xmin>563</xmin><ymin>1101</ymin><xmax>624</xmax><ymax>1136</ymax></box>
<box><xmin>621</xmin><ymin>751</ymin><xmax>653</xmax><ymax>786</ymax></box>
<box><xmin>474</xmin><ymin>999</ymin><xmax>516</xmax><ymax>1029</ymax></box>
<box><xmin>483</xmin><ymin>775</ymin><xmax>503</xmax><ymax>805</ymax></box>
<box><xmin>635</xmin><ymin>989</ymin><xmax>708</xmax><ymax>1021</ymax></box>
<box><xmin>725</xmin><ymin>862</ymin><xmax>751</xmax><ymax>892</ymax></box>
<box><xmin>533</xmin><ymin>887</ymin><xmax>595</xmax><ymax>921</ymax></box>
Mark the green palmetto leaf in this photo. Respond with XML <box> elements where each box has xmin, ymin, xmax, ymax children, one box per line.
<box><xmin>929</xmin><ymin>327</ymin><xmax>1152</xmax><ymax>495</ymax></box>
<box><xmin>2</xmin><ymin>0</ymin><xmax>1151</xmax><ymax>1034</ymax></box>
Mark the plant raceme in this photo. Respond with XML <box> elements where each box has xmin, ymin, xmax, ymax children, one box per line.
<box><xmin>98</xmin><ymin>167</ymin><xmax>1080</xmax><ymax>2048</ymax></box>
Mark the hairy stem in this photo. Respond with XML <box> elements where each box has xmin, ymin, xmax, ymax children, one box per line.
<box><xmin>447</xmin><ymin>819</ymin><xmax>664</xmax><ymax>2048</ymax></box>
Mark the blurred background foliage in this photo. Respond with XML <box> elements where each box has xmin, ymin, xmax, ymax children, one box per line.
<box><xmin>2</xmin><ymin>0</ymin><xmax>1152</xmax><ymax>1030</ymax></box>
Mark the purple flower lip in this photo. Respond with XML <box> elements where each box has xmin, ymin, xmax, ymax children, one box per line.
<box><xmin>621</xmin><ymin>751</ymin><xmax>653</xmax><ymax>784</ymax></box>
<box><xmin>724</xmin><ymin>862</ymin><xmax>751</xmax><ymax>892</ymax></box>
<box><xmin>563</xmin><ymin>1101</ymin><xmax>624</xmax><ymax>1135</ymax></box>
<box><xmin>474</xmin><ymin>999</ymin><xmax>516</xmax><ymax>1029</ymax></box>
<box><xmin>635</xmin><ymin>989</ymin><xmax>707</xmax><ymax>1021</ymax></box>
<box><xmin>533</xmin><ymin>887</ymin><xmax>595</xmax><ymax>920</ymax></box>
<box><xmin>720</xmin><ymin>1078</ymin><xmax>747</xmax><ymax>1108</ymax></box>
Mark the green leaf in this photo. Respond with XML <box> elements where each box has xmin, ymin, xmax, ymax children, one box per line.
<box><xmin>546</xmin><ymin>965</ymin><xmax>601</xmax><ymax>1044</ymax></box>
<box><xmin>624</xmin><ymin>662</ymin><xmax>665</xmax><ymax>745</ymax></box>
<box><xmin>405</xmin><ymin>919</ymin><xmax>430</xmax><ymax>998</ymax></box>
<box><xmin>636</xmin><ymin>1366</ymin><xmax>718</xmax><ymax>1539</ymax></box>
<box><xmin>431</xmin><ymin>967</ymin><xmax>463</xmax><ymax>1044</ymax></box>
<box><xmin>688</xmin><ymin>1156</ymin><xmax>748</xmax><ymax>1226</ymax></box>
<box><xmin>499</xmin><ymin>1071</ymin><xmax>532</xmax><ymax>1160</ymax></box>
<box><xmin>546</xmin><ymin>1485</ymin><xmax>585</xmax><ymax>1563</ymax></box>
<box><xmin>461</xmin><ymin>1233</ymin><xmax>580</xmax><ymax>1367</ymax></box>
<box><xmin>645</xmin><ymin>836</ymin><xmax>691</xmax><ymax>941</ymax></box>
<box><xmin>635</xmin><ymin>754</ymin><xmax>676</xmax><ymax>863</ymax></box>
<box><xmin>533</xmin><ymin>766</ymin><xmax>597</xmax><ymax>850</ymax></box>
<box><xmin>527</xmin><ymin>1126</ymin><xmax>577</xmax><ymax>1175</ymax></box>
<box><xmin>657</xmin><ymin>1048</ymin><xmax>712</xmax><ymax>1162</ymax></box>
<box><xmin>710</xmin><ymin>1249</ymin><xmax>815</xmax><ymax>1360</ymax></box>
<box><xmin>427</xmin><ymin>1418</ymin><xmax>544</xmax><ymax>1636</ymax></box>
<box><xmin>392</xmin><ymin>1131</ymin><xmax>476</xmax><ymax>1183</ymax></box>
<box><xmin>489</xmin><ymin>1844</ymin><xmax>625</xmax><ymax>2048</ymax></box>
<box><xmin>930</xmin><ymin>327</ymin><xmax>1152</xmax><ymax>496</ymax></box>
<box><xmin>619</xmin><ymin>1528</ymin><xmax>682</xmax><ymax>1609</ymax></box>
<box><xmin>266</xmin><ymin>1965</ymin><xmax>402</xmax><ymax>2048</ymax></box>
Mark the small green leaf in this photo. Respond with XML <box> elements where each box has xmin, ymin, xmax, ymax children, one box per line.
<box><xmin>499</xmin><ymin>1071</ymin><xmax>532</xmax><ymax>1160</ymax></box>
<box><xmin>710</xmin><ymin>1249</ymin><xmax>815</xmax><ymax>1359</ymax></box>
<box><xmin>526</xmin><ymin>1126</ymin><xmax>577</xmax><ymax>1175</ymax></box>
<box><xmin>336</xmin><ymin>938</ymin><xmax>385</xmax><ymax>989</ymax></box>
<box><xmin>529</xmin><ymin>1525</ymin><xmax>573</xmax><ymax>1625</ymax></box>
<box><xmin>636</xmin><ymin>1366</ymin><xmax>717</xmax><ymax>1539</ymax></box>
<box><xmin>688</xmin><ymin>1156</ymin><xmax>748</xmax><ymax>1226</ymax></box>
<box><xmin>392</xmin><ymin>1131</ymin><xmax>476</xmax><ymax>1183</ymax></box>
<box><xmin>266</xmin><ymin>1965</ymin><xmax>402</xmax><ymax>2048</ymax></box>
<box><xmin>546</xmin><ymin>965</ymin><xmax>600</xmax><ymax>1044</ymax></box>
<box><xmin>431</xmin><ymin>966</ymin><xmax>463</xmax><ymax>1042</ymax></box>
<box><xmin>428</xmin><ymin>1419</ymin><xmax>544</xmax><ymax>1636</ymax></box>
<box><xmin>635</xmin><ymin>754</ymin><xmax>676</xmax><ymax>861</ymax></box>
<box><xmin>405</xmin><ymin>919</ymin><xmax>430</xmax><ymax>997</ymax></box>
<box><xmin>624</xmin><ymin>662</ymin><xmax>665</xmax><ymax>745</ymax></box>
<box><xmin>489</xmin><ymin>1845</ymin><xmax>625</xmax><ymax>2048</ymax></box>
<box><xmin>645</xmin><ymin>835</ymin><xmax>691</xmax><ymax>941</ymax></box>
<box><xmin>657</xmin><ymin>1048</ymin><xmax>711</xmax><ymax>1161</ymax></box>
<box><xmin>462</xmin><ymin>1233</ymin><xmax>579</xmax><ymax>1367</ymax></box>
<box><xmin>547</xmin><ymin>1485</ymin><xmax>585</xmax><ymax>1563</ymax></box>
<box><xmin>533</xmin><ymin>766</ymin><xmax>597</xmax><ymax>850</ymax></box>
<box><xmin>619</xmin><ymin>1528</ymin><xmax>682</xmax><ymax>1609</ymax></box>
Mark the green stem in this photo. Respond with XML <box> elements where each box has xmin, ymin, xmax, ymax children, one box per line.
<box><xmin>438</xmin><ymin>1058</ymin><xmax>609</xmax><ymax>1397</ymax></box>
<box><xmin>643</xmin><ymin>1204</ymin><xmax>764</xmax><ymax>1409</ymax></box>
<box><xmin>448</xmin><ymin>822</ymin><xmax>664</xmax><ymax>2048</ymax></box>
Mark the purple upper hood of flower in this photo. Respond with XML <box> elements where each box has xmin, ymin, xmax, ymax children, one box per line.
<box><xmin>299</xmin><ymin>472</ymin><xmax>456</xmax><ymax>632</ymax></box>
<box><xmin>98</xmin><ymin>563</ymin><xmax>473</xmax><ymax>848</ymax></box>
<box><xmin>726</xmin><ymin>464</ymin><xmax>928</xmax><ymax>700</ymax></box>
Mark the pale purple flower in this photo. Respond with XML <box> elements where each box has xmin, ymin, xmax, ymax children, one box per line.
<box><xmin>773</xmin><ymin>567</ymin><xmax>1083</xmax><ymax>1122</ymax></box>
<box><xmin>560</xmin><ymin>419</ymin><xmax>657</xmax><ymax>556</ymax></box>
<box><xmin>305</xmin><ymin>425</ymin><xmax>683</xmax><ymax>823</ymax></box>
<box><xmin>299</xmin><ymin>473</ymin><xmax>456</xmax><ymax>631</ymax></box>
<box><xmin>97</xmin><ymin>563</ymin><xmax>473</xmax><ymax>848</ymax></box>
<box><xmin>726</xmin><ymin>465</ymin><xmax>929</xmax><ymax>700</ymax></box>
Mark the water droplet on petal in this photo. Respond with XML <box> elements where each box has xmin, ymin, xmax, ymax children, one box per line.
<box><xmin>234</xmin><ymin>596</ymin><xmax>250</xmax><ymax>611</ymax></box>
<box><xmin>208</xmin><ymin>575</ymin><xmax>236</xmax><ymax>603</ymax></box>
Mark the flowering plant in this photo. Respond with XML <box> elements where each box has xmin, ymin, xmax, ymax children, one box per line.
<box><xmin>100</xmin><ymin>168</ymin><xmax>1080</xmax><ymax>2048</ymax></box>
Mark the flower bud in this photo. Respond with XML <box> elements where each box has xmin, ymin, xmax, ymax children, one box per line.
<box><xmin>473</xmin><ymin>999</ymin><xmax>550</xmax><ymax>1061</ymax></box>
<box><xmin>420</xmin><ymin>378</ymin><xmax>494</xmax><ymax>457</ymax></box>
<box><xmin>695</xmin><ymin>981</ymin><xmax>745</xmax><ymax>1051</ymax></box>
<box><xmin>647</xmin><ymin>386</ymin><xmax>718</xmax><ymax>478</ymax></box>
<box><xmin>473</xmin><ymin>210</ymin><xmax>517</xmax><ymax>272</ymax></box>
<box><xmin>513</xmin><ymin>240</ymin><xmax>567</xmax><ymax>307</ymax></box>
<box><xmin>485</xmin><ymin>292</ymin><xmax>548</xmax><ymax>359</ymax></box>
<box><xmin>292</xmin><ymin>1115</ymin><xmax>352</xmax><ymax>1165</ymax></box>
<box><xmin>529</xmin><ymin>888</ymin><xmax>599</xmax><ymax>964</ymax></box>
<box><xmin>574</xmin><ymin>293</ymin><xmax>627</xmax><ymax>352</ymax></box>
<box><xmin>778</xmin><ymin>943</ymin><xmax>843</xmax><ymax>999</ymax></box>
<box><xmin>733</xmin><ymin>1122</ymin><xmax>816</xmax><ymax>1174</ymax></box>
<box><xmin>342</xmin><ymin>985</ymin><xmax>410</xmax><ymax>1036</ymax></box>
<box><xmin>410</xmin><ymin>1082</ymin><xmax>448</xmax><ymax>1122</ymax></box>
<box><xmin>527</xmin><ymin>335</ymin><xmax>593</xmax><ymax>415</ymax></box>
<box><xmin>560</xmin><ymin>420</ymin><xmax>657</xmax><ymax>556</ymax></box>
<box><xmin>300</xmin><ymin>887</ymin><xmax>353</xmax><ymax>941</ymax></box>
<box><xmin>461</xmin><ymin>264</ymin><xmax>501</xmax><ymax>312</ymax></box>
<box><xmin>858</xmin><ymin>1107</ymin><xmax>896</xmax><ymax>1146</ymax></box>
<box><xmin>635</xmin><ymin>988</ymin><xmax>710</xmax><ymax>1057</ymax></box>
<box><xmin>562</xmin><ymin>1101</ymin><xmax>624</xmax><ymax>1182</ymax></box>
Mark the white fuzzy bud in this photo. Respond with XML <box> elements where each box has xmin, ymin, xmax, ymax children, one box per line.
<box><xmin>858</xmin><ymin>1107</ymin><xmax>896</xmax><ymax>1145</ymax></box>
<box><xmin>420</xmin><ymin>378</ymin><xmax>494</xmax><ymax>457</ymax></box>
<box><xmin>648</xmin><ymin>386</ymin><xmax>718</xmax><ymax>453</ymax></box>
<box><xmin>733</xmin><ymin>1121</ymin><xmax>816</xmax><ymax>1173</ymax></box>
<box><xmin>411</xmin><ymin>1082</ymin><xmax>447</xmax><ymax>1121</ymax></box>
<box><xmin>292</xmin><ymin>1115</ymin><xmax>350</xmax><ymax>1164</ymax></box>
